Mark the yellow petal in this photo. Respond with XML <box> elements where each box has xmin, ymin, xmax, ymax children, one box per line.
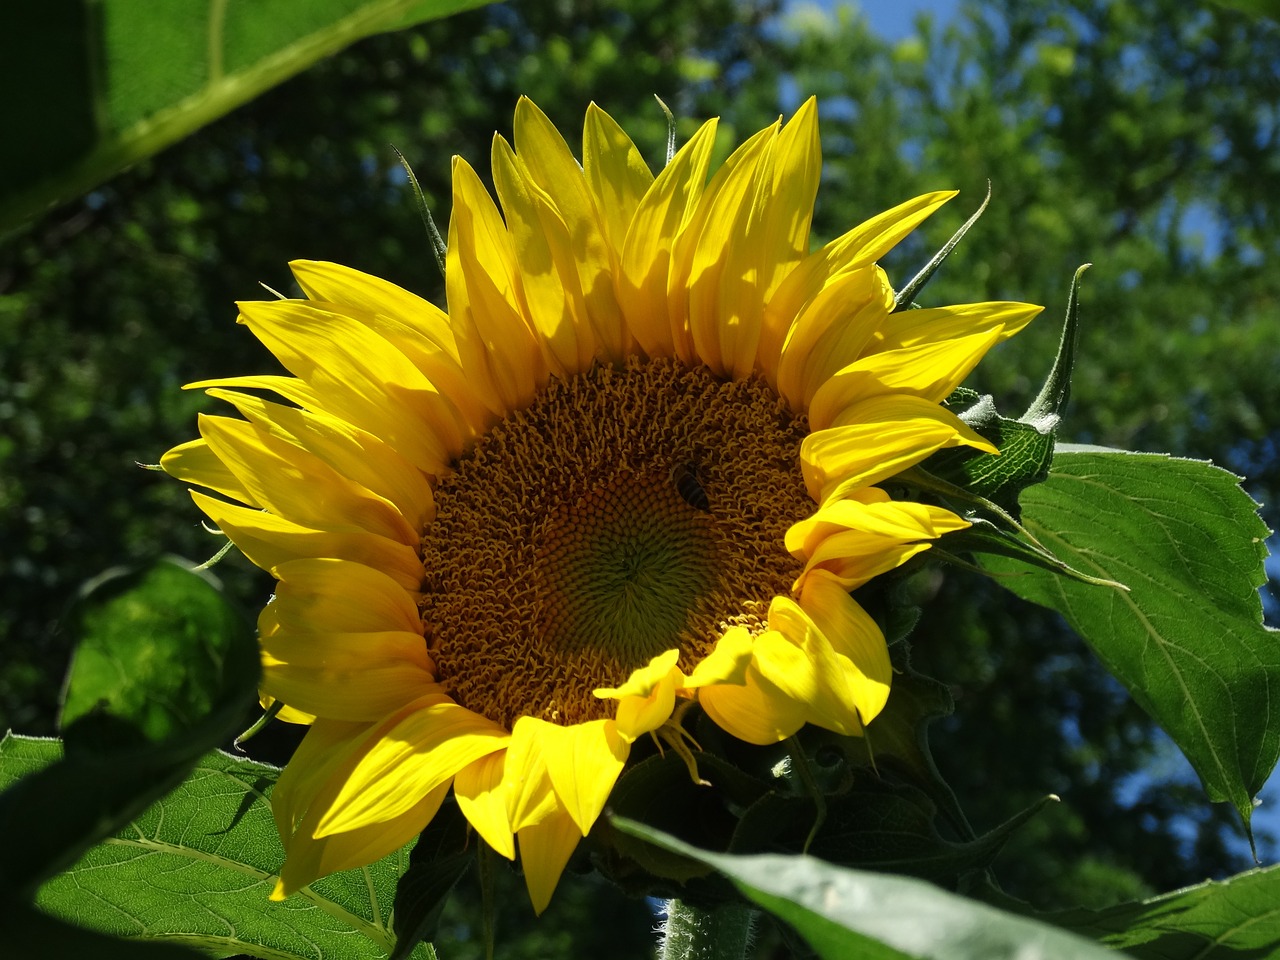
<box><xmin>786</xmin><ymin>497</ymin><xmax>971</xmax><ymax>559</ymax></box>
<box><xmin>190</xmin><ymin>491</ymin><xmax>425</xmax><ymax>591</ymax></box>
<box><xmin>593</xmin><ymin>649</ymin><xmax>680</xmax><ymax>699</ymax></box>
<box><xmin>274</xmin><ymin>780</ymin><xmax>450</xmax><ymax>900</ymax></box>
<box><xmin>683</xmin><ymin>626</ymin><xmax>755</xmax><ymax>688</ymax></box>
<box><xmin>515</xmin><ymin>97</ymin><xmax>628</xmax><ymax>361</ymax></box>
<box><xmin>697</xmin><ymin>651</ymin><xmax>808</xmax><ymax>746</ymax></box>
<box><xmin>611</xmin><ymin>675</ymin><xmax>678</xmax><ymax>744</ymax></box>
<box><xmin>874</xmin><ymin>301</ymin><xmax>1043</xmax><ymax>353</ymax></box>
<box><xmin>796</xmin><ymin>572</ymin><xmax>891</xmax><ymax>724</ymax></box>
<box><xmin>454</xmin><ymin>751</ymin><xmax>516</xmax><ymax>860</ymax></box>
<box><xmin>289</xmin><ymin>259</ymin><xmax>461</xmax><ymax>363</ymax></box>
<box><xmin>800</xmin><ymin>395</ymin><xmax>997</xmax><ymax>504</ymax></box>
<box><xmin>184</xmin><ymin>374</ymin><xmax>322</xmax><ymax>412</ymax></box>
<box><xmin>761</xmin><ymin>190</ymin><xmax>957</xmax><ymax>382</ymax></box>
<box><xmin>595</xmin><ymin>649</ymin><xmax>681</xmax><ymax>743</ymax></box>
<box><xmin>675</xmin><ymin>120</ymin><xmax>779</xmax><ymax>374</ymax></box>
<box><xmin>530</xmin><ymin>717</ymin><xmax>627</xmax><ymax>836</ymax></box>
<box><xmin>518</xmin><ymin>808</ymin><xmax>581</xmax><ymax>915</ymax></box>
<box><xmin>161</xmin><ymin>438</ymin><xmax>258</xmax><ymax>507</ymax></box>
<box><xmin>287</xmin><ymin>261</ymin><xmax>492</xmax><ymax>434</ymax></box>
<box><xmin>261</xmin><ymin>629</ymin><xmax>439</xmax><ymax>723</ymax></box>
<box><xmin>583</xmin><ymin>102</ymin><xmax>654</xmax><ymax>255</ymax></box>
<box><xmin>749</xmin><ymin>619</ymin><xmax>859</xmax><ymax>736</ymax></box>
<box><xmin>798</xmin><ymin>539</ymin><xmax>933</xmax><ymax>591</ymax></box>
<box><xmin>309</xmin><ymin>697</ymin><xmax>508</xmax><ymax>839</ymax></box>
<box><xmin>620</xmin><ymin>117</ymin><xmax>718</xmax><ymax>358</ymax></box>
<box><xmin>237</xmin><ymin>299</ymin><xmax>460</xmax><ymax>472</ymax></box>
<box><xmin>503</xmin><ymin>716</ymin><xmax>561</xmax><ymax>832</ymax></box>
<box><xmin>272</xmin><ymin>717</ymin><xmax>370</xmax><ymax>838</ymax></box>
<box><xmin>446</xmin><ymin>155</ymin><xmax>546</xmax><ymax>414</ymax></box>
<box><xmin>747</xmin><ymin>96</ymin><xmax>822</xmax><ymax>378</ymax></box>
<box><xmin>198</xmin><ymin>414</ymin><xmax>418</xmax><ymax>545</ymax></box>
<box><xmin>808</xmin><ymin>330</ymin><xmax>1003</xmax><ymax>430</ymax></box>
<box><xmin>204</xmin><ymin>388</ymin><xmax>435</xmax><ymax>533</ymax></box>
<box><xmin>267</xmin><ymin>557</ymin><xmax>423</xmax><ymax>635</ymax></box>
<box><xmin>491</xmin><ymin>134</ymin><xmax>595</xmax><ymax>376</ymax></box>
<box><xmin>774</xmin><ymin>266</ymin><xmax>889</xmax><ymax>411</ymax></box>
<box><xmin>787</xmin><ymin>497</ymin><xmax>969</xmax><ymax>591</ymax></box>
<box><xmin>267</xmin><ymin>699</ymin><xmax>316</xmax><ymax>725</ymax></box>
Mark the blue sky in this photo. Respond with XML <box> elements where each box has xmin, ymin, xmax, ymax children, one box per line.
<box><xmin>853</xmin><ymin>0</ymin><xmax>961</xmax><ymax>39</ymax></box>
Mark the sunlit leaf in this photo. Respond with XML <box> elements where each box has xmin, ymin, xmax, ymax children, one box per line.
<box><xmin>0</xmin><ymin>736</ymin><xmax>433</xmax><ymax>960</ymax></box>
<box><xmin>0</xmin><ymin>0</ymin><xmax>494</xmax><ymax>233</ymax></box>
<box><xmin>612</xmin><ymin>818</ymin><xmax>1122</xmax><ymax>960</ymax></box>
<box><xmin>1050</xmin><ymin>864</ymin><xmax>1280</xmax><ymax>958</ymax></box>
<box><xmin>982</xmin><ymin>449</ymin><xmax>1280</xmax><ymax>837</ymax></box>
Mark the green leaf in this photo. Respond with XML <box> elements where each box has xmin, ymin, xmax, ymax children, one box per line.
<box><xmin>0</xmin><ymin>560</ymin><xmax>258</xmax><ymax>898</ymax></box>
<box><xmin>730</xmin><ymin>777</ymin><xmax>1053</xmax><ymax>888</ymax></box>
<box><xmin>982</xmin><ymin>449</ymin><xmax>1280</xmax><ymax>836</ymax></box>
<box><xmin>390</xmin><ymin>799</ymin><xmax>472</xmax><ymax>960</ymax></box>
<box><xmin>1049</xmin><ymin>864</ymin><xmax>1280</xmax><ymax>958</ymax></box>
<box><xmin>61</xmin><ymin>559</ymin><xmax>256</xmax><ymax>743</ymax></box>
<box><xmin>0</xmin><ymin>899</ymin><xmax>208</xmax><ymax>960</ymax></box>
<box><xmin>0</xmin><ymin>0</ymin><xmax>494</xmax><ymax>234</ymax></box>
<box><xmin>611</xmin><ymin>818</ymin><xmax>1124</xmax><ymax>960</ymax></box>
<box><xmin>0</xmin><ymin>736</ymin><xmax>432</xmax><ymax>960</ymax></box>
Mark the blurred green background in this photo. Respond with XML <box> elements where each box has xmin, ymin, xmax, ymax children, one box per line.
<box><xmin>2</xmin><ymin>0</ymin><xmax>1278</xmax><ymax>954</ymax></box>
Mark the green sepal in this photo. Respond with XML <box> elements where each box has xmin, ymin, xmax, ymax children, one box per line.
<box><xmin>893</xmin><ymin>184</ymin><xmax>991</xmax><ymax>313</ymax></box>
<box><xmin>392</xmin><ymin>146</ymin><xmax>448</xmax><ymax>280</ymax></box>
<box><xmin>913</xmin><ymin>398</ymin><xmax>1055</xmax><ymax>520</ymax></box>
<box><xmin>1021</xmin><ymin>264</ymin><xmax>1091</xmax><ymax>432</ymax></box>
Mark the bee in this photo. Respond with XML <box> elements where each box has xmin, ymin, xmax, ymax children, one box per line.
<box><xmin>670</xmin><ymin>461</ymin><xmax>710</xmax><ymax>512</ymax></box>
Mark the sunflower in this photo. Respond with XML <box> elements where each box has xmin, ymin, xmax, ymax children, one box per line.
<box><xmin>162</xmin><ymin>97</ymin><xmax>1040</xmax><ymax>913</ymax></box>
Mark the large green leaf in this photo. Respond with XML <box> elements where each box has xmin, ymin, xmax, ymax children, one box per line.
<box><xmin>0</xmin><ymin>735</ymin><xmax>432</xmax><ymax>960</ymax></box>
<box><xmin>0</xmin><ymin>560</ymin><xmax>258</xmax><ymax>899</ymax></box>
<box><xmin>0</xmin><ymin>0</ymin><xmax>492</xmax><ymax>234</ymax></box>
<box><xmin>982</xmin><ymin>449</ymin><xmax>1280</xmax><ymax>835</ymax></box>
<box><xmin>1050</xmin><ymin>864</ymin><xmax>1280</xmax><ymax>958</ymax></box>
<box><xmin>612</xmin><ymin>818</ymin><xmax>1124</xmax><ymax>960</ymax></box>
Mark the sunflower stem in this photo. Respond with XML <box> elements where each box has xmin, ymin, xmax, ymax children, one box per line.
<box><xmin>657</xmin><ymin>899</ymin><xmax>756</xmax><ymax>960</ymax></box>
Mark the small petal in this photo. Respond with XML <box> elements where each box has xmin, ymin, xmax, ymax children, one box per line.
<box><xmin>533</xmin><ymin>717</ymin><xmax>628</xmax><ymax>836</ymax></box>
<box><xmin>518</xmin><ymin>808</ymin><xmax>581</xmax><ymax>915</ymax></box>
<box><xmin>455</xmin><ymin>751</ymin><xmax>516</xmax><ymax>860</ymax></box>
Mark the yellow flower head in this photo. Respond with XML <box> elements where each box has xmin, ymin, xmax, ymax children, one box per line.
<box><xmin>163</xmin><ymin>97</ymin><xmax>1040</xmax><ymax>913</ymax></box>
